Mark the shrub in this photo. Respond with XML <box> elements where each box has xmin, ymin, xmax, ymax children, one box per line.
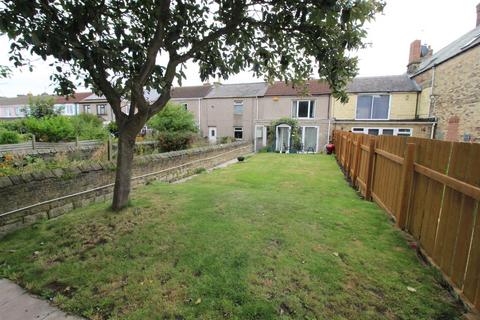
<box><xmin>71</xmin><ymin>114</ymin><xmax>108</xmax><ymax>140</ymax></box>
<box><xmin>23</xmin><ymin>116</ymin><xmax>76</xmax><ymax>142</ymax></box>
<box><xmin>106</xmin><ymin>121</ymin><xmax>119</xmax><ymax>137</ymax></box>
<box><xmin>0</xmin><ymin>129</ymin><xmax>20</xmax><ymax>144</ymax></box>
<box><xmin>0</xmin><ymin>119</ymin><xmax>28</xmax><ymax>133</ymax></box>
<box><xmin>220</xmin><ymin>136</ymin><xmax>235</xmax><ymax>144</ymax></box>
<box><xmin>157</xmin><ymin>131</ymin><xmax>195</xmax><ymax>152</ymax></box>
<box><xmin>148</xmin><ymin>103</ymin><xmax>197</xmax><ymax>133</ymax></box>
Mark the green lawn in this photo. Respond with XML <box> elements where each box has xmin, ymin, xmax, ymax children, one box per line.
<box><xmin>0</xmin><ymin>154</ymin><xmax>464</xmax><ymax>319</ymax></box>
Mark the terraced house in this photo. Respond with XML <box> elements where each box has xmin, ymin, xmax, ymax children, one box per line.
<box><xmin>0</xmin><ymin>92</ymin><xmax>91</xmax><ymax>119</ymax></box>
<box><xmin>407</xmin><ymin>4</ymin><xmax>480</xmax><ymax>142</ymax></box>
<box><xmin>330</xmin><ymin>75</ymin><xmax>435</xmax><ymax>139</ymax></box>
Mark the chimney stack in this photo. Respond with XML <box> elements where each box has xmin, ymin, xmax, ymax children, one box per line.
<box><xmin>476</xmin><ymin>3</ymin><xmax>480</xmax><ymax>27</ymax></box>
<box><xmin>408</xmin><ymin>40</ymin><xmax>422</xmax><ymax>65</ymax></box>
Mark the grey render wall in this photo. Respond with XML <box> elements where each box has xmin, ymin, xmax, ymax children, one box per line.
<box><xmin>202</xmin><ymin>97</ymin><xmax>257</xmax><ymax>141</ymax></box>
<box><xmin>0</xmin><ymin>141</ymin><xmax>252</xmax><ymax>237</ymax></box>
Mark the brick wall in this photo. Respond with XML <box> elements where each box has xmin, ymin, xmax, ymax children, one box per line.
<box><xmin>0</xmin><ymin>141</ymin><xmax>252</xmax><ymax>237</ymax></box>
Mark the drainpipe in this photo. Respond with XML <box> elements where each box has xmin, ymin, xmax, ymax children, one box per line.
<box><xmin>429</xmin><ymin>66</ymin><xmax>436</xmax><ymax>117</ymax></box>
<box><xmin>326</xmin><ymin>94</ymin><xmax>332</xmax><ymax>143</ymax></box>
<box><xmin>197</xmin><ymin>98</ymin><xmax>201</xmax><ymax>133</ymax></box>
<box><xmin>430</xmin><ymin>121</ymin><xmax>436</xmax><ymax>139</ymax></box>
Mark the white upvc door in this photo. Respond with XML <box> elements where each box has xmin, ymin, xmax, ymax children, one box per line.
<box><xmin>301</xmin><ymin>126</ymin><xmax>319</xmax><ymax>153</ymax></box>
<box><xmin>254</xmin><ymin>125</ymin><xmax>267</xmax><ymax>151</ymax></box>
<box><xmin>208</xmin><ymin>127</ymin><xmax>217</xmax><ymax>144</ymax></box>
<box><xmin>276</xmin><ymin>125</ymin><xmax>291</xmax><ymax>152</ymax></box>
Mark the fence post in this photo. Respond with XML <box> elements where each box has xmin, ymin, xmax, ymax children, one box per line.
<box><xmin>31</xmin><ymin>134</ymin><xmax>36</xmax><ymax>150</ymax></box>
<box><xmin>396</xmin><ymin>143</ymin><xmax>416</xmax><ymax>229</ymax></box>
<box><xmin>352</xmin><ymin>135</ymin><xmax>361</xmax><ymax>186</ymax></box>
<box><xmin>75</xmin><ymin>136</ymin><xmax>79</xmax><ymax>148</ymax></box>
<box><xmin>107</xmin><ymin>135</ymin><xmax>113</xmax><ymax>161</ymax></box>
<box><xmin>345</xmin><ymin>133</ymin><xmax>352</xmax><ymax>177</ymax></box>
<box><xmin>365</xmin><ymin>138</ymin><xmax>376</xmax><ymax>201</ymax></box>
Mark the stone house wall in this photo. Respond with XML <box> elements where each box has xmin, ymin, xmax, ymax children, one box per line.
<box><xmin>0</xmin><ymin>141</ymin><xmax>252</xmax><ymax>237</ymax></box>
<box><xmin>412</xmin><ymin>45</ymin><xmax>480</xmax><ymax>142</ymax></box>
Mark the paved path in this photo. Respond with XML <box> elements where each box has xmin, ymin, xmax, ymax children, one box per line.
<box><xmin>0</xmin><ymin>279</ymin><xmax>82</xmax><ymax>320</ymax></box>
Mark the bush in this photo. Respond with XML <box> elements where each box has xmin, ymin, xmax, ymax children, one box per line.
<box><xmin>106</xmin><ymin>121</ymin><xmax>119</xmax><ymax>137</ymax></box>
<box><xmin>148</xmin><ymin>103</ymin><xmax>197</xmax><ymax>133</ymax></box>
<box><xmin>0</xmin><ymin>129</ymin><xmax>20</xmax><ymax>144</ymax></box>
<box><xmin>70</xmin><ymin>114</ymin><xmax>108</xmax><ymax>140</ymax></box>
<box><xmin>0</xmin><ymin>119</ymin><xmax>28</xmax><ymax>133</ymax></box>
<box><xmin>219</xmin><ymin>136</ymin><xmax>235</xmax><ymax>144</ymax></box>
<box><xmin>157</xmin><ymin>131</ymin><xmax>195</xmax><ymax>152</ymax></box>
<box><xmin>23</xmin><ymin>116</ymin><xmax>76</xmax><ymax>142</ymax></box>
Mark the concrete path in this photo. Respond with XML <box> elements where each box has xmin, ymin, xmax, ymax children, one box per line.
<box><xmin>0</xmin><ymin>279</ymin><xmax>82</xmax><ymax>320</ymax></box>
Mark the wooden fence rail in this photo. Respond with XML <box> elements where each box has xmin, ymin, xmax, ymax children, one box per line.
<box><xmin>332</xmin><ymin>130</ymin><xmax>480</xmax><ymax>312</ymax></box>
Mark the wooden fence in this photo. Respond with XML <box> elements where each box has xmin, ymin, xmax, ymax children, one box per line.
<box><xmin>333</xmin><ymin>130</ymin><xmax>480</xmax><ymax>312</ymax></box>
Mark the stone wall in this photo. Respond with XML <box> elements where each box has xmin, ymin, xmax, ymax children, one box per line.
<box><xmin>412</xmin><ymin>46</ymin><xmax>480</xmax><ymax>142</ymax></box>
<box><xmin>0</xmin><ymin>141</ymin><xmax>252</xmax><ymax>237</ymax></box>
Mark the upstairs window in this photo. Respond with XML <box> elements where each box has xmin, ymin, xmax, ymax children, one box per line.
<box><xmin>356</xmin><ymin>95</ymin><xmax>390</xmax><ymax>120</ymax></box>
<box><xmin>292</xmin><ymin>100</ymin><xmax>315</xmax><ymax>119</ymax></box>
<box><xmin>233</xmin><ymin>100</ymin><xmax>244</xmax><ymax>115</ymax></box>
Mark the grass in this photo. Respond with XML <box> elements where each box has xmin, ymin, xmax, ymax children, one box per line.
<box><xmin>0</xmin><ymin>154</ymin><xmax>464</xmax><ymax>319</ymax></box>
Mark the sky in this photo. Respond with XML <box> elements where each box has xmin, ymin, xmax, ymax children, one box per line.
<box><xmin>0</xmin><ymin>0</ymin><xmax>478</xmax><ymax>97</ymax></box>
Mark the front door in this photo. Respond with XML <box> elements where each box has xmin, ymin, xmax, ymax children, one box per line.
<box><xmin>208</xmin><ymin>127</ymin><xmax>217</xmax><ymax>144</ymax></box>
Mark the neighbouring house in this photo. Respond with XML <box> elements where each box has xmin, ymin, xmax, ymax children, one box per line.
<box><xmin>256</xmin><ymin>80</ymin><xmax>331</xmax><ymax>152</ymax></box>
<box><xmin>202</xmin><ymin>82</ymin><xmax>268</xmax><ymax>144</ymax></box>
<box><xmin>408</xmin><ymin>3</ymin><xmax>480</xmax><ymax>142</ymax></box>
<box><xmin>169</xmin><ymin>84</ymin><xmax>214</xmax><ymax>135</ymax></box>
<box><xmin>0</xmin><ymin>92</ymin><xmax>91</xmax><ymax>119</ymax></box>
<box><xmin>330</xmin><ymin>75</ymin><xmax>435</xmax><ymax>138</ymax></box>
<box><xmin>78</xmin><ymin>93</ymin><xmax>123</xmax><ymax>123</ymax></box>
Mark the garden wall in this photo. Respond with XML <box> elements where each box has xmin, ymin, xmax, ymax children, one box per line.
<box><xmin>0</xmin><ymin>141</ymin><xmax>252</xmax><ymax>237</ymax></box>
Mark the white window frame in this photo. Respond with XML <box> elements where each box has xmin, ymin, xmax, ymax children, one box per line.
<box><xmin>355</xmin><ymin>94</ymin><xmax>391</xmax><ymax>120</ymax></box>
<box><xmin>293</xmin><ymin>100</ymin><xmax>315</xmax><ymax>119</ymax></box>
<box><xmin>233</xmin><ymin>100</ymin><xmax>244</xmax><ymax>115</ymax></box>
<box><xmin>301</xmin><ymin>126</ymin><xmax>319</xmax><ymax>153</ymax></box>
<box><xmin>276</xmin><ymin>124</ymin><xmax>291</xmax><ymax>152</ymax></box>
<box><xmin>84</xmin><ymin>105</ymin><xmax>91</xmax><ymax>113</ymax></box>
<box><xmin>351</xmin><ymin>127</ymin><xmax>412</xmax><ymax>137</ymax></box>
<box><xmin>97</xmin><ymin>104</ymin><xmax>107</xmax><ymax>115</ymax></box>
<box><xmin>234</xmin><ymin>127</ymin><xmax>243</xmax><ymax>140</ymax></box>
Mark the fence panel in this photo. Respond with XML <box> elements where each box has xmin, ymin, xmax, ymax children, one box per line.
<box><xmin>371</xmin><ymin>136</ymin><xmax>407</xmax><ymax>218</ymax></box>
<box><xmin>332</xmin><ymin>130</ymin><xmax>480</xmax><ymax>311</ymax></box>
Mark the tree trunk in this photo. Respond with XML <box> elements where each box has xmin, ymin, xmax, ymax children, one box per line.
<box><xmin>111</xmin><ymin>132</ymin><xmax>136</xmax><ymax>210</ymax></box>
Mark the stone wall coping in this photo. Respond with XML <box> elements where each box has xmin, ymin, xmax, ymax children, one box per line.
<box><xmin>0</xmin><ymin>141</ymin><xmax>249</xmax><ymax>189</ymax></box>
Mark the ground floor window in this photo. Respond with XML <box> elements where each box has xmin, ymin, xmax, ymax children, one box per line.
<box><xmin>352</xmin><ymin>127</ymin><xmax>412</xmax><ymax>137</ymax></box>
<box><xmin>97</xmin><ymin>104</ymin><xmax>107</xmax><ymax>115</ymax></box>
<box><xmin>234</xmin><ymin>127</ymin><xmax>243</xmax><ymax>140</ymax></box>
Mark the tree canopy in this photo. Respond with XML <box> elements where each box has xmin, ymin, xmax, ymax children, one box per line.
<box><xmin>0</xmin><ymin>0</ymin><xmax>384</xmax><ymax>209</ymax></box>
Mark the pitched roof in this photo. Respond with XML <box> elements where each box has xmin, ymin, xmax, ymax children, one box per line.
<box><xmin>171</xmin><ymin>84</ymin><xmax>213</xmax><ymax>99</ymax></box>
<box><xmin>55</xmin><ymin>92</ymin><xmax>92</xmax><ymax>104</ymax></box>
<box><xmin>346</xmin><ymin>75</ymin><xmax>420</xmax><ymax>93</ymax></box>
<box><xmin>205</xmin><ymin>82</ymin><xmax>268</xmax><ymax>98</ymax></box>
<box><xmin>0</xmin><ymin>95</ymin><xmax>34</xmax><ymax>106</ymax></box>
<box><xmin>413</xmin><ymin>25</ymin><xmax>480</xmax><ymax>75</ymax></box>
<box><xmin>264</xmin><ymin>80</ymin><xmax>331</xmax><ymax>96</ymax></box>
